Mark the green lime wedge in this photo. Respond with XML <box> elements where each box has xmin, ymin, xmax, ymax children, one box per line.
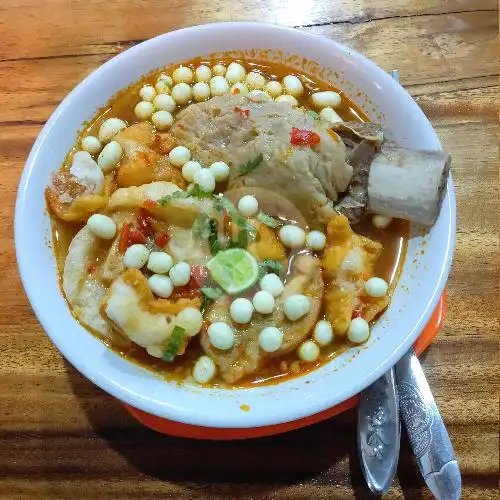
<box><xmin>207</xmin><ymin>248</ymin><xmax>259</xmax><ymax>295</ymax></box>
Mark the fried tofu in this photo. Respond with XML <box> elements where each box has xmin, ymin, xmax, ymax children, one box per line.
<box><xmin>323</xmin><ymin>215</ymin><xmax>389</xmax><ymax>336</ymax></box>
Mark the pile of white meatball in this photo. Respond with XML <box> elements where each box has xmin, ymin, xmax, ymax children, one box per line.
<box><xmin>131</xmin><ymin>61</ymin><xmax>345</xmax><ymax>132</ymax></box>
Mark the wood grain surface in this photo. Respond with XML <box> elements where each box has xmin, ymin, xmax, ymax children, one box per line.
<box><xmin>0</xmin><ymin>0</ymin><xmax>498</xmax><ymax>498</ymax></box>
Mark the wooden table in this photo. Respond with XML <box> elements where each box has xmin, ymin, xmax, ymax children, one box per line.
<box><xmin>1</xmin><ymin>1</ymin><xmax>498</xmax><ymax>498</ymax></box>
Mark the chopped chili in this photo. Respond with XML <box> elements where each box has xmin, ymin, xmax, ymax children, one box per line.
<box><xmin>154</xmin><ymin>231</ymin><xmax>169</xmax><ymax>248</ymax></box>
<box><xmin>137</xmin><ymin>207</ymin><xmax>154</xmax><ymax>236</ymax></box>
<box><xmin>170</xmin><ymin>277</ymin><xmax>201</xmax><ymax>300</ymax></box>
<box><xmin>119</xmin><ymin>222</ymin><xmax>147</xmax><ymax>253</ymax></box>
<box><xmin>234</xmin><ymin>106</ymin><xmax>250</xmax><ymax>118</ymax></box>
<box><xmin>290</xmin><ymin>127</ymin><xmax>321</xmax><ymax>146</ymax></box>
<box><xmin>142</xmin><ymin>199</ymin><xmax>158</xmax><ymax>211</ymax></box>
<box><xmin>191</xmin><ymin>265</ymin><xmax>208</xmax><ymax>287</ymax></box>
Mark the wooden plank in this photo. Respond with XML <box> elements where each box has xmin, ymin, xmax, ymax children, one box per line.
<box><xmin>0</xmin><ymin>12</ymin><xmax>497</xmax><ymax>125</ymax></box>
<box><xmin>0</xmin><ymin>0</ymin><xmax>497</xmax><ymax>60</ymax></box>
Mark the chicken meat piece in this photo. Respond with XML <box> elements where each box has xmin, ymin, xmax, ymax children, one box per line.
<box><xmin>45</xmin><ymin>151</ymin><xmax>108</xmax><ymax>222</ymax></box>
<box><xmin>101</xmin><ymin>269</ymin><xmax>200</xmax><ymax>357</ymax></box>
<box><xmin>170</xmin><ymin>95</ymin><xmax>352</xmax><ymax>227</ymax></box>
<box><xmin>322</xmin><ymin>215</ymin><xmax>389</xmax><ymax>336</ymax></box>
<box><xmin>201</xmin><ymin>253</ymin><xmax>323</xmax><ymax>383</ymax></box>
<box><xmin>62</xmin><ymin>225</ymin><xmax>113</xmax><ymax>338</ymax></box>
<box><xmin>114</xmin><ymin>122</ymin><xmax>185</xmax><ymax>188</ymax></box>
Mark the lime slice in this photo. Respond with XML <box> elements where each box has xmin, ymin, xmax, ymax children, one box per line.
<box><xmin>207</xmin><ymin>248</ymin><xmax>259</xmax><ymax>295</ymax></box>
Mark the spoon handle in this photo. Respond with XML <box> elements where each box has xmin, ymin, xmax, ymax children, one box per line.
<box><xmin>395</xmin><ymin>349</ymin><xmax>461</xmax><ymax>500</ymax></box>
<box><xmin>357</xmin><ymin>367</ymin><xmax>400</xmax><ymax>495</ymax></box>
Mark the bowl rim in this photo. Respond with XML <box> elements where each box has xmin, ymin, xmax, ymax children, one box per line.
<box><xmin>15</xmin><ymin>21</ymin><xmax>456</xmax><ymax>428</ymax></box>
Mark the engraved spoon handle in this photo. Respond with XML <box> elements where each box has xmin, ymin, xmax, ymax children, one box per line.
<box><xmin>395</xmin><ymin>349</ymin><xmax>461</xmax><ymax>500</ymax></box>
<box><xmin>357</xmin><ymin>367</ymin><xmax>400</xmax><ymax>495</ymax></box>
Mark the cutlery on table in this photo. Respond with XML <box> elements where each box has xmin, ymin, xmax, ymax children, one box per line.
<box><xmin>357</xmin><ymin>69</ymin><xmax>461</xmax><ymax>499</ymax></box>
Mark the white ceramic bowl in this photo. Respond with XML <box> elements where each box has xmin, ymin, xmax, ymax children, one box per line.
<box><xmin>15</xmin><ymin>22</ymin><xmax>455</xmax><ymax>429</ymax></box>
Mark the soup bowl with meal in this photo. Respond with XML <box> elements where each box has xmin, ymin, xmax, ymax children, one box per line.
<box><xmin>15</xmin><ymin>22</ymin><xmax>455</xmax><ymax>434</ymax></box>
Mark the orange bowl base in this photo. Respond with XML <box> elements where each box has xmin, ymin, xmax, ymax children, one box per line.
<box><xmin>123</xmin><ymin>293</ymin><xmax>446</xmax><ymax>440</ymax></box>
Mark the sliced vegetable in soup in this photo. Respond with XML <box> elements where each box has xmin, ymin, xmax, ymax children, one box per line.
<box><xmin>46</xmin><ymin>57</ymin><xmax>450</xmax><ymax>387</ymax></box>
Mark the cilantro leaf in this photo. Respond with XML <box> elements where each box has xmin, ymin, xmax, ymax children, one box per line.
<box><xmin>200</xmin><ymin>287</ymin><xmax>223</xmax><ymax>299</ymax></box>
<box><xmin>257</xmin><ymin>212</ymin><xmax>281</xmax><ymax>229</ymax></box>
<box><xmin>158</xmin><ymin>190</ymin><xmax>190</xmax><ymax>206</ymax></box>
<box><xmin>192</xmin><ymin>212</ymin><xmax>211</xmax><ymax>239</ymax></box>
<box><xmin>162</xmin><ymin>326</ymin><xmax>186</xmax><ymax>363</ymax></box>
<box><xmin>237</xmin><ymin>153</ymin><xmax>264</xmax><ymax>176</ymax></box>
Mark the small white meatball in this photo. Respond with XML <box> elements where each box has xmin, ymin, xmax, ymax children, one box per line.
<box><xmin>298</xmin><ymin>340</ymin><xmax>320</xmax><ymax>362</ymax></box>
<box><xmin>230</xmin><ymin>298</ymin><xmax>254</xmax><ymax>324</ymax></box>
<box><xmin>372</xmin><ymin>214</ymin><xmax>393</xmax><ymax>229</ymax></box>
<box><xmin>230</xmin><ymin>82</ymin><xmax>249</xmax><ymax>96</ymax></box>
<box><xmin>311</xmin><ymin>91</ymin><xmax>342</xmax><ymax>109</ymax></box>
<box><xmin>182</xmin><ymin>161</ymin><xmax>202</xmax><ymax>182</ymax></box>
<box><xmin>97</xmin><ymin>140</ymin><xmax>122</xmax><ymax>173</ymax></box>
<box><xmin>245</xmin><ymin>71</ymin><xmax>266</xmax><ymax>89</ymax></box>
<box><xmin>146</xmin><ymin>346</ymin><xmax>164</xmax><ymax>358</ymax></box>
<box><xmin>264</xmin><ymin>80</ymin><xmax>283</xmax><ymax>98</ymax></box>
<box><xmin>279</xmin><ymin>225</ymin><xmax>306</xmax><ymax>249</ymax></box>
<box><xmin>207</xmin><ymin>322</ymin><xmax>235</xmax><ymax>350</ymax></box>
<box><xmin>364</xmin><ymin>277</ymin><xmax>389</xmax><ymax>298</ymax></box>
<box><xmin>134</xmin><ymin>101</ymin><xmax>154</xmax><ymax>121</ymax></box>
<box><xmin>153</xmin><ymin>94</ymin><xmax>176</xmax><ymax>112</ymax></box>
<box><xmin>81</xmin><ymin>135</ymin><xmax>102</xmax><ymax>155</ymax></box>
<box><xmin>157</xmin><ymin>73</ymin><xmax>173</xmax><ymax>87</ymax></box>
<box><xmin>139</xmin><ymin>84</ymin><xmax>156</xmax><ymax>102</ymax></box>
<box><xmin>87</xmin><ymin>214</ymin><xmax>117</xmax><ymax>239</ymax></box>
<box><xmin>306</xmin><ymin>230</ymin><xmax>327</xmax><ymax>251</ymax></box>
<box><xmin>171</xmin><ymin>82</ymin><xmax>193</xmax><ymax>105</ymax></box>
<box><xmin>275</xmin><ymin>94</ymin><xmax>298</xmax><ymax>107</ymax></box>
<box><xmin>283</xmin><ymin>75</ymin><xmax>304</xmax><ymax>97</ymax></box>
<box><xmin>348</xmin><ymin>317</ymin><xmax>370</xmax><ymax>343</ymax></box>
<box><xmin>148</xmin><ymin>274</ymin><xmax>174</xmax><ymax>298</ymax></box>
<box><xmin>259</xmin><ymin>273</ymin><xmax>284</xmax><ymax>297</ymax></box>
<box><xmin>193</xmin><ymin>168</ymin><xmax>215</xmax><ymax>193</ymax></box>
<box><xmin>155</xmin><ymin>76</ymin><xmax>172</xmax><ymax>95</ymax></box>
<box><xmin>192</xmin><ymin>355</ymin><xmax>217</xmax><ymax>384</ymax></box>
<box><xmin>237</xmin><ymin>195</ymin><xmax>259</xmax><ymax>217</ymax></box>
<box><xmin>98</xmin><ymin>118</ymin><xmax>127</xmax><ymax>143</ymax></box>
<box><xmin>123</xmin><ymin>244</ymin><xmax>149</xmax><ymax>269</ymax></box>
<box><xmin>210</xmin><ymin>76</ymin><xmax>230</xmax><ymax>96</ymax></box>
<box><xmin>195</xmin><ymin>65</ymin><xmax>212</xmax><ymax>82</ymax></box>
<box><xmin>252</xmin><ymin>290</ymin><xmax>275</xmax><ymax>315</ymax></box>
<box><xmin>319</xmin><ymin>107</ymin><xmax>343</xmax><ymax>124</ymax></box>
<box><xmin>172</xmin><ymin>66</ymin><xmax>194</xmax><ymax>84</ymax></box>
<box><xmin>147</xmin><ymin>251</ymin><xmax>173</xmax><ymax>274</ymax></box>
<box><xmin>248</xmin><ymin>90</ymin><xmax>272</xmax><ymax>103</ymax></box>
<box><xmin>225</xmin><ymin>62</ymin><xmax>246</xmax><ymax>84</ymax></box>
<box><xmin>258</xmin><ymin>327</ymin><xmax>283</xmax><ymax>353</ymax></box>
<box><xmin>168</xmin><ymin>146</ymin><xmax>191</xmax><ymax>167</ymax></box>
<box><xmin>313</xmin><ymin>320</ymin><xmax>334</xmax><ymax>346</ymax></box>
<box><xmin>152</xmin><ymin>111</ymin><xmax>174</xmax><ymax>131</ymax></box>
<box><xmin>212</xmin><ymin>63</ymin><xmax>226</xmax><ymax>76</ymax></box>
<box><xmin>192</xmin><ymin>82</ymin><xmax>211</xmax><ymax>102</ymax></box>
<box><xmin>169</xmin><ymin>262</ymin><xmax>191</xmax><ymax>287</ymax></box>
<box><xmin>284</xmin><ymin>294</ymin><xmax>311</xmax><ymax>321</ymax></box>
<box><xmin>176</xmin><ymin>307</ymin><xmax>203</xmax><ymax>336</ymax></box>
<box><xmin>209</xmin><ymin>161</ymin><xmax>230</xmax><ymax>182</ymax></box>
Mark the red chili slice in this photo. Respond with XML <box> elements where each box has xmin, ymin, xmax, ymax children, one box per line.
<box><xmin>290</xmin><ymin>127</ymin><xmax>321</xmax><ymax>146</ymax></box>
<box><xmin>234</xmin><ymin>106</ymin><xmax>250</xmax><ymax>118</ymax></box>
<box><xmin>142</xmin><ymin>199</ymin><xmax>158</xmax><ymax>211</ymax></box>
<box><xmin>191</xmin><ymin>265</ymin><xmax>209</xmax><ymax>287</ymax></box>
<box><xmin>119</xmin><ymin>222</ymin><xmax>147</xmax><ymax>253</ymax></box>
<box><xmin>137</xmin><ymin>208</ymin><xmax>154</xmax><ymax>236</ymax></box>
<box><xmin>154</xmin><ymin>231</ymin><xmax>170</xmax><ymax>248</ymax></box>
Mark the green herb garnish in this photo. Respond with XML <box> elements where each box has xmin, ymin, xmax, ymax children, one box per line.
<box><xmin>162</xmin><ymin>326</ymin><xmax>186</xmax><ymax>363</ymax></box>
<box><xmin>257</xmin><ymin>212</ymin><xmax>281</xmax><ymax>229</ymax></box>
<box><xmin>237</xmin><ymin>153</ymin><xmax>264</xmax><ymax>176</ymax></box>
<box><xmin>307</xmin><ymin>110</ymin><xmax>319</xmax><ymax>120</ymax></box>
<box><xmin>188</xmin><ymin>183</ymin><xmax>215</xmax><ymax>199</ymax></box>
<box><xmin>192</xmin><ymin>212</ymin><xmax>211</xmax><ymax>239</ymax></box>
<box><xmin>200</xmin><ymin>294</ymin><xmax>212</xmax><ymax>316</ymax></box>
<box><xmin>158</xmin><ymin>190</ymin><xmax>190</xmax><ymax>206</ymax></box>
<box><xmin>261</xmin><ymin>259</ymin><xmax>282</xmax><ymax>275</ymax></box>
<box><xmin>208</xmin><ymin>218</ymin><xmax>222</xmax><ymax>255</ymax></box>
<box><xmin>200</xmin><ymin>287</ymin><xmax>223</xmax><ymax>299</ymax></box>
